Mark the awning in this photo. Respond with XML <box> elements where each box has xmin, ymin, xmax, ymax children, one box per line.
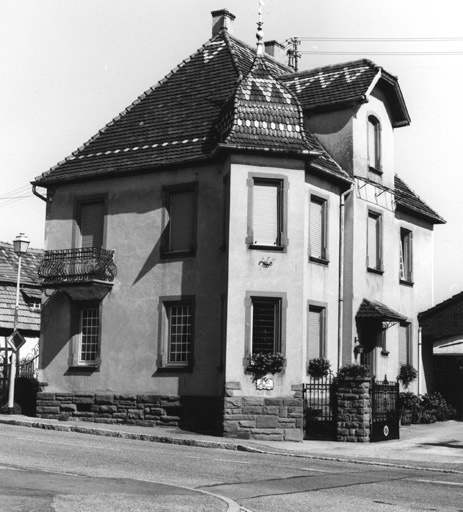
<box><xmin>356</xmin><ymin>299</ymin><xmax>407</xmax><ymax>324</ymax></box>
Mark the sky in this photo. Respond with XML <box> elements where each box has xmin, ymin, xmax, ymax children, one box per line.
<box><xmin>1</xmin><ymin>0</ymin><xmax>462</xmax><ymax>304</ymax></box>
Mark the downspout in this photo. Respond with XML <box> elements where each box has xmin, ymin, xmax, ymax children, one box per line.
<box><xmin>418</xmin><ymin>326</ymin><xmax>423</xmax><ymax>395</ymax></box>
<box><xmin>32</xmin><ymin>185</ymin><xmax>47</xmax><ymax>202</ymax></box>
<box><xmin>338</xmin><ymin>185</ymin><xmax>353</xmax><ymax>371</ymax></box>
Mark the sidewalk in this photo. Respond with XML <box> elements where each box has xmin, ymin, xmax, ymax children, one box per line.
<box><xmin>1</xmin><ymin>414</ymin><xmax>462</xmax><ymax>475</ymax></box>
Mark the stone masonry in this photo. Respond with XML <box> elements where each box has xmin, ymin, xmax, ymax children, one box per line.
<box><xmin>222</xmin><ymin>383</ymin><xmax>304</xmax><ymax>441</ymax></box>
<box><xmin>336</xmin><ymin>378</ymin><xmax>371</xmax><ymax>442</ymax></box>
<box><xmin>36</xmin><ymin>392</ymin><xmax>222</xmax><ymax>432</ymax></box>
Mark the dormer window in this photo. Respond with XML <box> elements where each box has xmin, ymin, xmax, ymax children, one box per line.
<box><xmin>368</xmin><ymin>115</ymin><xmax>381</xmax><ymax>173</ymax></box>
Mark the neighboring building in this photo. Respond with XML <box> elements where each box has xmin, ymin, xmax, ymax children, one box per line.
<box><xmin>0</xmin><ymin>242</ymin><xmax>42</xmax><ymax>398</ymax></box>
<box><xmin>419</xmin><ymin>293</ymin><xmax>463</xmax><ymax>416</ymax></box>
<box><xmin>33</xmin><ymin>10</ymin><xmax>444</xmax><ymax>439</ymax></box>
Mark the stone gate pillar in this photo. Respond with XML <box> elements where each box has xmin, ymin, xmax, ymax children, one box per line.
<box><xmin>336</xmin><ymin>378</ymin><xmax>371</xmax><ymax>442</ymax></box>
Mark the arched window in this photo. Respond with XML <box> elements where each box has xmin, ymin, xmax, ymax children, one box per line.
<box><xmin>368</xmin><ymin>115</ymin><xmax>381</xmax><ymax>171</ymax></box>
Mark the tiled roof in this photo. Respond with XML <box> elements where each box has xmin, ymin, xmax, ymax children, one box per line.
<box><xmin>281</xmin><ymin>59</ymin><xmax>410</xmax><ymax>127</ymax></box>
<box><xmin>0</xmin><ymin>243</ymin><xmax>42</xmax><ymax>335</ymax></box>
<box><xmin>394</xmin><ymin>175</ymin><xmax>445</xmax><ymax>224</ymax></box>
<box><xmin>356</xmin><ymin>299</ymin><xmax>407</xmax><ymax>322</ymax></box>
<box><xmin>0</xmin><ymin>243</ymin><xmax>43</xmax><ymax>286</ymax></box>
<box><xmin>33</xmin><ymin>32</ymin><xmax>350</xmax><ymax>186</ymax></box>
<box><xmin>218</xmin><ymin>56</ymin><xmax>314</xmax><ymax>153</ymax></box>
<box><xmin>0</xmin><ymin>285</ymin><xmax>41</xmax><ymax>335</ymax></box>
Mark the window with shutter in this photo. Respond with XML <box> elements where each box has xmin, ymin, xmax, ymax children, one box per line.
<box><xmin>162</xmin><ymin>184</ymin><xmax>197</xmax><ymax>258</ymax></box>
<box><xmin>368</xmin><ymin>115</ymin><xmax>381</xmax><ymax>172</ymax></box>
<box><xmin>247</xmin><ymin>175</ymin><xmax>287</xmax><ymax>250</ymax></box>
<box><xmin>79</xmin><ymin>201</ymin><xmax>105</xmax><ymax>248</ymax></box>
<box><xmin>367</xmin><ymin>211</ymin><xmax>382</xmax><ymax>272</ymax></box>
<box><xmin>398</xmin><ymin>323</ymin><xmax>411</xmax><ymax>366</ymax></box>
<box><xmin>308</xmin><ymin>306</ymin><xmax>325</xmax><ymax>359</ymax></box>
<box><xmin>309</xmin><ymin>196</ymin><xmax>327</xmax><ymax>261</ymax></box>
<box><xmin>253</xmin><ymin>181</ymin><xmax>280</xmax><ymax>247</ymax></box>
<box><xmin>400</xmin><ymin>228</ymin><xmax>413</xmax><ymax>283</ymax></box>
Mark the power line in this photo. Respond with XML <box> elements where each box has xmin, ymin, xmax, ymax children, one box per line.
<box><xmin>296</xmin><ymin>36</ymin><xmax>463</xmax><ymax>42</ymax></box>
<box><xmin>299</xmin><ymin>50</ymin><xmax>463</xmax><ymax>56</ymax></box>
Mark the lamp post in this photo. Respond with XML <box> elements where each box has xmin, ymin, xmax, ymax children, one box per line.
<box><xmin>7</xmin><ymin>233</ymin><xmax>30</xmax><ymax>414</ymax></box>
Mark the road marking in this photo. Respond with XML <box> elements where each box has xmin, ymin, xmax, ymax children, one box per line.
<box><xmin>184</xmin><ymin>455</ymin><xmax>329</xmax><ymax>472</ymax></box>
<box><xmin>409</xmin><ymin>478</ymin><xmax>463</xmax><ymax>487</ymax></box>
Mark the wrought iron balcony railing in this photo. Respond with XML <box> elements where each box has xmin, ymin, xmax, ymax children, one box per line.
<box><xmin>38</xmin><ymin>247</ymin><xmax>117</xmax><ymax>287</ymax></box>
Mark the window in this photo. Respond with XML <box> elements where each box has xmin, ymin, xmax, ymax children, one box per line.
<box><xmin>367</xmin><ymin>210</ymin><xmax>383</xmax><ymax>272</ymax></box>
<box><xmin>159</xmin><ymin>297</ymin><xmax>195</xmax><ymax>368</ymax></box>
<box><xmin>162</xmin><ymin>184</ymin><xmax>197</xmax><ymax>257</ymax></box>
<box><xmin>247</xmin><ymin>175</ymin><xmax>288</xmax><ymax>250</ymax></box>
<box><xmin>368</xmin><ymin>115</ymin><xmax>381</xmax><ymax>172</ymax></box>
<box><xmin>70</xmin><ymin>302</ymin><xmax>101</xmax><ymax>367</ymax></box>
<box><xmin>78</xmin><ymin>200</ymin><xmax>105</xmax><ymax>248</ymax></box>
<box><xmin>244</xmin><ymin>292</ymin><xmax>287</xmax><ymax>358</ymax></box>
<box><xmin>79</xmin><ymin>307</ymin><xmax>100</xmax><ymax>363</ymax></box>
<box><xmin>400</xmin><ymin>228</ymin><xmax>413</xmax><ymax>283</ymax></box>
<box><xmin>307</xmin><ymin>305</ymin><xmax>326</xmax><ymax>359</ymax></box>
<box><xmin>309</xmin><ymin>195</ymin><xmax>328</xmax><ymax>262</ymax></box>
<box><xmin>399</xmin><ymin>322</ymin><xmax>412</xmax><ymax>367</ymax></box>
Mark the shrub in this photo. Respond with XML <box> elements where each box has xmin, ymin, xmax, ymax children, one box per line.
<box><xmin>307</xmin><ymin>358</ymin><xmax>331</xmax><ymax>379</ymax></box>
<box><xmin>245</xmin><ymin>352</ymin><xmax>286</xmax><ymax>382</ymax></box>
<box><xmin>421</xmin><ymin>392</ymin><xmax>457</xmax><ymax>421</ymax></box>
<box><xmin>337</xmin><ymin>363</ymin><xmax>370</xmax><ymax>379</ymax></box>
<box><xmin>398</xmin><ymin>363</ymin><xmax>418</xmax><ymax>389</ymax></box>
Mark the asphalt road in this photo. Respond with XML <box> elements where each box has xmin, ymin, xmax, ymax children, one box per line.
<box><xmin>1</xmin><ymin>423</ymin><xmax>463</xmax><ymax>511</ymax></box>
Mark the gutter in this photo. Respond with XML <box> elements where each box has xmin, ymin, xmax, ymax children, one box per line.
<box><xmin>32</xmin><ymin>185</ymin><xmax>47</xmax><ymax>202</ymax></box>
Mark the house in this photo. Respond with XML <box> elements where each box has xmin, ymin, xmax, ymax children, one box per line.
<box><xmin>0</xmin><ymin>242</ymin><xmax>42</xmax><ymax>400</ymax></box>
<box><xmin>32</xmin><ymin>10</ymin><xmax>444</xmax><ymax>440</ymax></box>
<box><xmin>419</xmin><ymin>293</ymin><xmax>463</xmax><ymax>416</ymax></box>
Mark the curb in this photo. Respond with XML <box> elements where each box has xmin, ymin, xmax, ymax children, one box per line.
<box><xmin>1</xmin><ymin>416</ymin><xmax>462</xmax><ymax>476</ymax></box>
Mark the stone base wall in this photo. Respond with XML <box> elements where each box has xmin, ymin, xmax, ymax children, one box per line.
<box><xmin>36</xmin><ymin>392</ymin><xmax>223</xmax><ymax>433</ymax></box>
<box><xmin>336</xmin><ymin>378</ymin><xmax>371</xmax><ymax>442</ymax></box>
<box><xmin>223</xmin><ymin>384</ymin><xmax>304</xmax><ymax>442</ymax></box>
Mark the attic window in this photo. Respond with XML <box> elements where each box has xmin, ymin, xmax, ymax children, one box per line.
<box><xmin>368</xmin><ymin>115</ymin><xmax>382</xmax><ymax>173</ymax></box>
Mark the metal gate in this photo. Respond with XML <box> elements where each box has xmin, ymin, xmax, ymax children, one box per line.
<box><xmin>371</xmin><ymin>377</ymin><xmax>399</xmax><ymax>442</ymax></box>
<box><xmin>304</xmin><ymin>373</ymin><xmax>337</xmax><ymax>440</ymax></box>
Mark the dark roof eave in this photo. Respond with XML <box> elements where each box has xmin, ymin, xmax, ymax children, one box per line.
<box><xmin>214</xmin><ymin>143</ymin><xmax>320</xmax><ymax>159</ymax></box>
<box><xmin>395</xmin><ymin>202</ymin><xmax>446</xmax><ymax>225</ymax></box>
<box><xmin>31</xmin><ymin>154</ymin><xmax>216</xmax><ymax>188</ymax></box>
<box><xmin>419</xmin><ymin>291</ymin><xmax>463</xmax><ymax>321</ymax></box>
<box><xmin>303</xmin><ymin>95</ymin><xmax>368</xmax><ymax>115</ymax></box>
<box><xmin>309</xmin><ymin>161</ymin><xmax>353</xmax><ymax>186</ymax></box>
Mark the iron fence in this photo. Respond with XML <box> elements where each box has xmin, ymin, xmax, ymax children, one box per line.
<box><xmin>304</xmin><ymin>372</ymin><xmax>337</xmax><ymax>440</ymax></box>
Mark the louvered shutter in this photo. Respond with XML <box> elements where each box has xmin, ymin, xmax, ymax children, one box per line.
<box><xmin>80</xmin><ymin>201</ymin><xmax>104</xmax><ymax>248</ymax></box>
<box><xmin>170</xmin><ymin>190</ymin><xmax>194</xmax><ymax>252</ymax></box>
<box><xmin>253</xmin><ymin>182</ymin><xmax>279</xmax><ymax>246</ymax></box>
<box><xmin>308</xmin><ymin>308</ymin><xmax>322</xmax><ymax>359</ymax></box>
<box><xmin>367</xmin><ymin>214</ymin><xmax>376</xmax><ymax>268</ymax></box>
<box><xmin>310</xmin><ymin>198</ymin><xmax>323</xmax><ymax>258</ymax></box>
<box><xmin>252</xmin><ymin>299</ymin><xmax>278</xmax><ymax>354</ymax></box>
<box><xmin>398</xmin><ymin>324</ymin><xmax>409</xmax><ymax>365</ymax></box>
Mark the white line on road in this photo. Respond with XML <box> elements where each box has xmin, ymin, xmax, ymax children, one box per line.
<box><xmin>408</xmin><ymin>478</ymin><xmax>463</xmax><ymax>487</ymax></box>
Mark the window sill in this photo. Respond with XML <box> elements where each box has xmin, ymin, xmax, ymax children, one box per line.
<box><xmin>161</xmin><ymin>250</ymin><xmax>196</xmax><ymax>260</ymax></box>
<box><xmin>309</xmin><ymin>256</ymin><xmax>329</xmax><ymax>266</ymax></box>
<box><xmin>156</xmin><ymin>365</ymin><xmax>194</xmax><ymax>373</ymax></box>
<box><xmin>249</xmin><ymin>244</ymin><xmax>286</xmax><ymax>252</ymax></box>
<box><xmin>400</xmin><ymin>279</ymin><xmax>414</xmax><ymax>287</ymax></box>
<box><xmin>67</xmin><ymin>364</ymin><xmax>100</xmax><ymax>373</ymax></box>
<box><xmin>367</xmin><ymin>267</ymin><xmax>384</xmax><ymax>275</ymax></box>
<box><xmin>368</xmin><ymin>166</ymin><xmax>383</xmax><ymax>176</ymax></box>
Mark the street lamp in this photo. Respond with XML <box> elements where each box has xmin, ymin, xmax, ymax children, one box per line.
<box><xmin>7</xmin><ymin>233</ymin><xmax>30</xmax><ymax>414</ymax></box>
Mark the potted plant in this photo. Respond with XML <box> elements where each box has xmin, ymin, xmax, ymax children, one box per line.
<box><xmin>397</xmin><ymin>363</ymin><xmax>417</xmax><ymax>389</ymax></box>
<box><xmin>245</xmin><ymin>352</ymin><xmax>286</xmax><ymax>383</ymax></box>
<box><xmin>307</xmin><ymin>357</ymin><xmax>331</xmax><ymax>379</ymax></box>
<box><xmin>337</xmin><ymin>363</ymin><xmax>370</xmax><ymax>379</ymax></box>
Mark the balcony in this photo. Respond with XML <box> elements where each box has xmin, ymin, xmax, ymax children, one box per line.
<box><xmin>38</xmin><ymin>247</ymin><xmax>117</xmax><ymax>300</ymax></box>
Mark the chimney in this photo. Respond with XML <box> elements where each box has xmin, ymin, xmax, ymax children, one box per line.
<box><xmin>211</xmin><ymin>9</ymin><xmax>236</xmax><ymax>37</ymax></box>
<box><xmin>264</xmin><ymin>40</ymin><xmax>286</xmax><ymax>62</ymax></box>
